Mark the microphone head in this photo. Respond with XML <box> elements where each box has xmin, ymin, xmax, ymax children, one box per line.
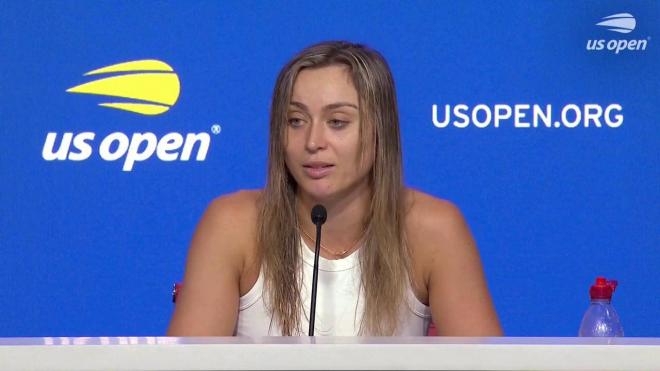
<box><xmin>311</xmin><ymin>204</ymin><xmax>327</xmax><ymax>225</ymax></box>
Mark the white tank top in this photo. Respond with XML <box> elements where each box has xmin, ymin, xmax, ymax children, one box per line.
<box><xmin>234</xmin><ymin>237</ymin><xmax>431</xmax><ymax>336</ymax></box>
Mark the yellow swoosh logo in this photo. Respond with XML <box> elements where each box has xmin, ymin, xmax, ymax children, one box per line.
<box><xmin>67</xmin><ymin>59</ymin><xmax>180</xmax><ymax>115</ymax></box>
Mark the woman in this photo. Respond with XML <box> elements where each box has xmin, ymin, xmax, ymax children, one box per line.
<box><xmin>167</xmin><ymin>41</ymin><xmax>502</xmax><ymax>336</ymax></box>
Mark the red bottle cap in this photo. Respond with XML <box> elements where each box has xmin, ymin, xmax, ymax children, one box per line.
<box><xmin>589</xmin><ymin>276</ymin><xmax>618</xmax><ymax>300</ymax></box>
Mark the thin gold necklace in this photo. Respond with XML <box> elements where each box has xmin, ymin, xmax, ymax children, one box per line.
<box><xmin>299</xmin><ymin>226</ymin><xmax>364</xmax><ymax>258</ymax></box>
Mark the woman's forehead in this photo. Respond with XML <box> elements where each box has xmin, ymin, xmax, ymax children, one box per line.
<box><xmin>290</xmin><ymin>65</ymin><xmax>358</xmax><ymax>109</ymax></box>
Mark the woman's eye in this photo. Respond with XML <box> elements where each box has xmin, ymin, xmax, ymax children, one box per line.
<box><xmin>288</xmin><ymin>118</ymin><xmax>305</xmax><ymax>127</ymax></box>
<box><xmin>328</xmin><ymin>119</ymin><xmax>348</xmax><ymax>129</ymax></box>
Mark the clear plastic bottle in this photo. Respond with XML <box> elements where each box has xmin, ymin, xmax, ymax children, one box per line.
<box><xmin>578</xmin><ymin>277</ymin><xmax>624</xmax><ymax>337</ymax></box>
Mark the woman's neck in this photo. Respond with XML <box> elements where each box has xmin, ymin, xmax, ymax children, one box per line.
<box><xmin>296</xmin><ymin>187</ymin><xmax>370</xmax><ymax>258</ymax></box>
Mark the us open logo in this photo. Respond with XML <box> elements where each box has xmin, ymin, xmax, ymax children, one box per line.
<box><xmin>66</xmin><ymin>59</ymin><xmax>181</xmax><ymax>115</ymax></box>
<box><xmin>586</xmin><ymin>13</ymin><xmax>650</xmax><ymax>53</ymax></box>
<box><xmin>596</xmin><ymin>13</ymin><xmax>636</xmax><ymax>34</ymax></box>
<box><xmin>42</xmin><ymin>59</ymin><xmax>220</xmax><ymax>171</ymax></box>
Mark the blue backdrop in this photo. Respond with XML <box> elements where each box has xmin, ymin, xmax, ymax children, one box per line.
<box><xmin>1</xmin><ymin>0</ymin><xmax>658</xmax><ymax>337</ymax></box>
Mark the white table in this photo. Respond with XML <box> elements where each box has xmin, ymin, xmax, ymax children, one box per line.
<box><xmin>1</xmin><ymin>336</ymin><xmax>659</xmax><ymax>370</ymax></box>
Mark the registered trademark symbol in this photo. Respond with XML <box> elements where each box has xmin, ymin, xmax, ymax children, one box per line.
<box><xmin>211</xmin><ymin>124</ymin><xmax>221</xmax><ymax>135</ymax></box>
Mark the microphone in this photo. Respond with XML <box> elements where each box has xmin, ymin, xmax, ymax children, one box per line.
<box><xmin>308</xmin><ymin>204</ymin><xmax>327</xmax><ymax>336</ymax></box>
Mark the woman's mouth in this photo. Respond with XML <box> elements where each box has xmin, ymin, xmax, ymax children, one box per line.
<box><xmin>303</xmin><ymin>163</ymin><xmax>334</xmax><ymax>179</ymax></box>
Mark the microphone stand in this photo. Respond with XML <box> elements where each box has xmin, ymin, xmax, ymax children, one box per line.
<box><xmin>308</xmin><ymin>204</ymin><xmax>326</xmax><ymax>336</ymax></box>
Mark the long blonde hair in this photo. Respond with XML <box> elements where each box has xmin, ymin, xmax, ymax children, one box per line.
<box><xmin>257</xmin><ymin>41</ymin><xmax>410</xmax><ymax>335</ymax></box>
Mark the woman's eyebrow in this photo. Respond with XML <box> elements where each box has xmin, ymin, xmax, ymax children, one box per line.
<box><xmin>324</xmin><ymin>102</ymin><xmax>358</xmax><ymax>111</ymax></box>
<box><xmin>289</xmin><ymin>101</ymin><xmax>308</xmax><ymax>112</ymax></box>
<box><xmin>289</xmin><ymin>101</ymin><xmax>358</xmax><ymax>111</ymax></box>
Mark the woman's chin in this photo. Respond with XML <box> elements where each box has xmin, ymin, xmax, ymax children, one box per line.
<box><xmin>303</xmin><ymin>190</ymin><xmax>335</xmax><ymax>203</ymax></box>
<box><xmin>297</xmin><ymin>183</ymin><xmax>336</xmax><ymax>202</ymax></box>
<box><xmin>296</xmin><ymin>177</ymin><xmax>370</xmax><ymax>205</ymax></box>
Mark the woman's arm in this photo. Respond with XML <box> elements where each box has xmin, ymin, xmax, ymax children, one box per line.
<box><xmin>167</xmin><ymin>192</ymin><xmax>255</xmax><ymax>336</ymax></box>
<box><xmin>410</xmin><ymin>192</ymin><xmax>503</xmax><ymax>336</ymax></box>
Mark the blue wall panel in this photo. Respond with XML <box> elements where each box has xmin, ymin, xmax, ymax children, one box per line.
<box><xmin>1</xmin><ymin>0</ymin><xmax>658</xmax><ymax>336</ymax></box>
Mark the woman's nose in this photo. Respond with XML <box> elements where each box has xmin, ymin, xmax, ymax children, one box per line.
<box><xmin>305</xmin><ymin>121</ymin><xmax>327</xmax><ymax>152</ymax></box>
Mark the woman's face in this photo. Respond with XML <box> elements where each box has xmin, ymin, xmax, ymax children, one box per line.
<box><xmin>284</xmin><ymin>65</ymin><xmax>374</xmax><ymax>203</ymax></box>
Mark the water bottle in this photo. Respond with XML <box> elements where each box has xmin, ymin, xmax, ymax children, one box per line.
<box><xmin>578</xmin><ymin>277</ymin><xmax>624</xmax><ymax>337</ymax></box>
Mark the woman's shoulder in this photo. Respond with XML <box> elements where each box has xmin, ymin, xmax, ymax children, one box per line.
<box><xmin>403</xmin><ymin>188</ymin><xmax>475</xmax><ymax>265</ymax></box>
<box><xmin>197</xmin><ymin>189</ymin><xmax>262</xmax><ymax>259</ymax></box>
<box><xmin>403</xmin><ymin>188</ymin><xmax>466</xmax><ymax>233</ymax></box>
<box><xmin>208</xmin><ymin>189</ymin><xmax>262</xmax><ymax>211</ymax></box>
<box><xmin>204</xmin><ymin>189</ymin><xmax>262</xmax><ymax>229</ymax></box>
